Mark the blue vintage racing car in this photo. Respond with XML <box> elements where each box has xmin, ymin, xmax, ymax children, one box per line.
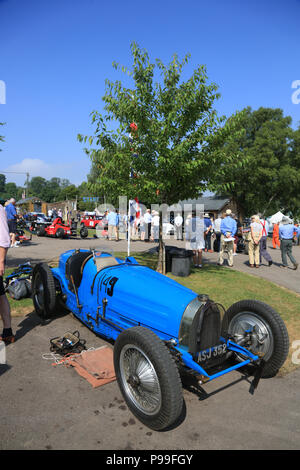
<box><xmin>32</xmin><ymin>248</ymin><xmax>289</xmax><ymax>430</ymax></box>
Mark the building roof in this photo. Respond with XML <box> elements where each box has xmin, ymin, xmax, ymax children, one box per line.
<box><xmin>172</xmin><ymin>196</ymin><xmax>231</xmax><ymax>211</ymax></box>
<box><xmin>16</xmin><ymin>196</ymin><xmax>44</xmax><ymax>205</ymax></box>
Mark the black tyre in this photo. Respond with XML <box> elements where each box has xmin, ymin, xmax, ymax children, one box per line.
<box><xmin>80</xmin><ymin>226</ymin><xmax>88</xmax><ymax>238</ymax></box>
<box><xmin>32</xmin><ymin>263</ymin><xmax>57</xmax><ymax>319</ymax></box>
<box><xmin>222</xmin><ymin>300</ymin><xmax>289</xmax><ymax>378</ymax></box>
<box><xmin>56</xmin><ymin>228</ymin><xmax>65</xmax><ymax>239</ymax></box>
<box><xmin>114</xmin><ymin>326</ymin><xmax>183</xmax><ymax>431</ymax></box>
<box><xmin>36</xmin><ymin>226</ymin><xmax>46</xmax><ymax>237</ymax></box>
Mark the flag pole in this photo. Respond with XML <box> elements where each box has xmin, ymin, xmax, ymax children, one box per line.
<box><xmin>127</xmin><ymin>199</ymin><xmax>131</xmax><ymax>257</ymax></box>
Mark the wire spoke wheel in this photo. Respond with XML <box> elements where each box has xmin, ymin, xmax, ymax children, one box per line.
<box><xmin>120</xmin><ymin>344</ymin><xmax>162</xmax><ymax>416</ymax></box>
<box><xmin>114</xmin><ymin>327</ymin><xmax>183</xmax><ymax>430</ymax></box>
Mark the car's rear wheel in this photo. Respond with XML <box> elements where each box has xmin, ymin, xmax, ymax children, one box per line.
<box><xmin>222</xmin><ymin>300</ymin><xmax>289</xmax><ymax>377</ymax></box>
<box><xmin>80</xmin><ymin>226</ymin><xmax>88</xmax><ymax>238</ymax></box>
<box><xmin>56</xmin><ymin>228</ymin><xmax>65</xmax><ymax>238</ymax></box>
<box><xmin>32</xmin><ymin>263</ymin><xmax>57</xmax><ymax>319</ymax></box>
<box><xmin>36</xmin><ymin>226</ymin><xmax>46</xmax><ymax>237</ymax></box>
<box><xmin>114</xmin><ymin>326</ymin><xmax>183</xmax><ymax>430</ymax></box>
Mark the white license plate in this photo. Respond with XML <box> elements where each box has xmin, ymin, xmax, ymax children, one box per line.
<box><xmin>197</xmin><ymin>344</ymin><xmax>227</xmax><ymax>363</ymax></box>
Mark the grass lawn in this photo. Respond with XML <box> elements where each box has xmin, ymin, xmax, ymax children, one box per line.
<box><xmin>6</xmin><ymin>250</ymin><xmax>300</xmax><ymax>375</ymax></box>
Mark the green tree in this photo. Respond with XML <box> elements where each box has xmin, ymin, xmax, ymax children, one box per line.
<box><xmin>0</xmin><ymin>174</ymin><xmax>6</xmax><ymax>193</ymax></box>
<box><xmin>78</xmin><ymin>42</ymin><xmax>244</xmax><ymax>272</ymax></box>
<box><xmin>28</xmin><ymin>176</ymin><xmax>48</xmax><ymax>199</ymax></box>
<box><xmin>59</xmin><ymin>178</ymin><xmax>71</xmax><ymax>189</ymax></box>
<box><xmin>4</xmin><ymin>182</ymin><xmax>20</xmax><ymax>200</ymax></box>
<box><xmin>27</xmin><ymin>176</ymin><xmax>75</xmax><ymax>202</ymax></box>
<box><xmin>59</xmin><ymin>184</ymin><xmax>78</xmax><ymax>201</ymax></box>
<box><xmin>212</xmin><ymin>107</ymin><xmax>300</xmax><ymax>218</ymax></box>
<box><xmin>288</xmin><ymin>125</ymin><xmax>300</xmax><ymax>218</ymax></box>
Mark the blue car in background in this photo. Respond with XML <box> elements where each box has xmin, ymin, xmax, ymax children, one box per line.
<box><xmin>32</xmin><ymin>248</ymin><xmax>289</xmax><ymax>430</ymax></box>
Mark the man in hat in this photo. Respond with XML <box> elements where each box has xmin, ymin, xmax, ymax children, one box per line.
<box><xmin>218</xmin><ymin>209</ymin><xmax>237</xmax><ymax>267</ymax></box>
<box><xmin>213</xmin><ymin>213</ymin><xmax>223</xmax><ymax>252</ymax></box>
<box><xmin>107</xmin><ymin>209</ymin><xmax>119</xmax><ymax>241</ymax></box>
<box><xmin>259</xmin><ymin>214</ymin><xmax>273</xmax><ymax>266</ymax></box>
<box><xmin>279</xmin><ymin>216</ymin><xmax>298</xmax><ymax>269</ymax></box>
<box><xmin>203</xmin><ymin>213</ymin><xmax>213</xmax><ymax>252</ymax></box>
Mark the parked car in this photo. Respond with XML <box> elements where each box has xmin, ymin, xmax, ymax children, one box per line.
<box><xmin>31</xmin><ymin>248</ymin><xmax>289</xmax><ymax>431</ymax></box>
<box><xmin>80</xmin><ymin>215</ymin><xmax>108</xmax><ymax>230</ymax></box>
<box><xmin>25</xmin><ymin>212</ymin><xmax>51</xmax><ymax>224</ymax></box>
<box><xmin>35</xmin><ymin>217</ymin><xmax>84</xmax><ymax>239</ymax></box>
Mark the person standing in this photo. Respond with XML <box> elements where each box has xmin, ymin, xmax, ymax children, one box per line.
<box><xmin>218</xmin><ymin>209</ymin><xmax>237</xmax><ymax>267</ymax></box>
<box><xmin>232</xmin><ymin>215</ymin><xmax>241</xmax><ymax>256</ymax></box>
<box><xmin>152</xmin><ymin>211</ymin><xmax>160</xmax><ymax>243</ymax></box>
<box><xmin>52</xmin><ymin>207</ymin><xmax>58</xmax><ymax>220</ymax></box>
<box><xmin>185</xmin><ymin>212</ymin><xmax>205</xmax><ymax>268</ymax></box>
<box><xmin>123</xmin><ymin>213</ymin><xmax>128</xmax><ymax>240</ymax></box>
<box><xmin>5</xmin><ymin>198</ymin><xmax>18</xmax><ymax>248</ymax></box>
<box><xmin>279</xmin><ymin>216</ymin><xmax>298</xmax><ymax>270</ymax></box>
<box><xmin>139</xmin><ymin>213</ymin><xmax>146</xmax><ymax>241</ymax></box>
<box><xmin>213</xmin><ymin>213</ymin><xmax>223</xmax><ymax>252</ymax></box>
<box><xmin>249</xmin><ymin>215</ymin><xmax>263</xmax><ymax>268</ymax></box>
<box><xmin>204</xmin><ymin>213</ymin><xmax>213</xmax><ymax>252</ymax></box>
<box><xmin>116</xmin><ymin>211</ymin><xmax>120</xmax><ymax>241</ymax></box>
<box><xmin>259</xmin><ymin>215</ymin><xmax>273</xmax><ymax>266</ymax></box>
<box><xmin>295</xmin><ymin>224</ymin><xmax>300</xmax><ymax>245</ymax></box>
<box><xmin>272</xmin><ymin>222</ymin><xmax>280</xmax><ymax>249</ymax></box>
<box><xmin>174</xmin><ymin>213</ymin><xmax>183</xmax><ymax>240</ymax></box>
<box><xmin>0</xmin><ymin>202</ymin><xmax>15</xmax><ymax>343</ymax></box>
<box><xmin>107</xmin><ymin>209</ymin><xmax>119</xmax><ymax>241</ymax></box>
<box><xmin>143</xmin><ymin>209</ymin><xmax>152</xmax><ymax>242</ymax></box>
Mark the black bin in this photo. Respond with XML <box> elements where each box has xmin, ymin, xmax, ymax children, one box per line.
<box><xmin>165</xmin><ymin>246</ymin><xmax>181</xmax><ymax>273</ymax></box>
<box><xmin>171</xmin><ymin>249</ymin><xmax>193</xmax><ymax>277</ymax></box>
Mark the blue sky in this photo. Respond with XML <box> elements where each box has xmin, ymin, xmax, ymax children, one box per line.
<box><xmin>0</xmin><ymin>0</ymin><xmax>299</xmax><ymax>187</ymax></box>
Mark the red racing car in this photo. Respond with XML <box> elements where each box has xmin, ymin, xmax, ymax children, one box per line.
<box><xmin>80</xmin><ymin>215</ymin><xmax>107</xmax><ymax>230</ymax></box>
<box><xmin>36</xmin><ymin>217</ymin><xmax>82</xmax><ymax>239</ymax></box>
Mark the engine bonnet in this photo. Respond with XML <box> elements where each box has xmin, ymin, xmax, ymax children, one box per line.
<box><xmin>79</xmin><ymin>257</ymin><xmax>198</xmax><ymax>339</ymax></box>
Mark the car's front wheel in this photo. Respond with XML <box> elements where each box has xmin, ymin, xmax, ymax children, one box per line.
<box><xmin>222</xmin><ymin>300</ymin><xmax>289</xmax><ymax>377</ymax></box>
<box><xmin>114</xmin><ymin>327</ymin><xmax>183</xmax><ymax>431</ymax></box>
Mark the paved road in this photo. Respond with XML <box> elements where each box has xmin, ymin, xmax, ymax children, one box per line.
<box><xmin>1</xmin><ymin>234</ymin><xmax>300</xmax><ymax>450</ymax></box>
<box><xmin>1</xmin><ymin>312</ymin><xmax>300</xmax><ymax>450</ymax></box>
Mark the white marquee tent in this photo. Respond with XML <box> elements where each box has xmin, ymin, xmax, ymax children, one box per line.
<box><xmin>269</xmin><ymin>211</ymin><xmax>285</xmax><ymax>224</ymax></box>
